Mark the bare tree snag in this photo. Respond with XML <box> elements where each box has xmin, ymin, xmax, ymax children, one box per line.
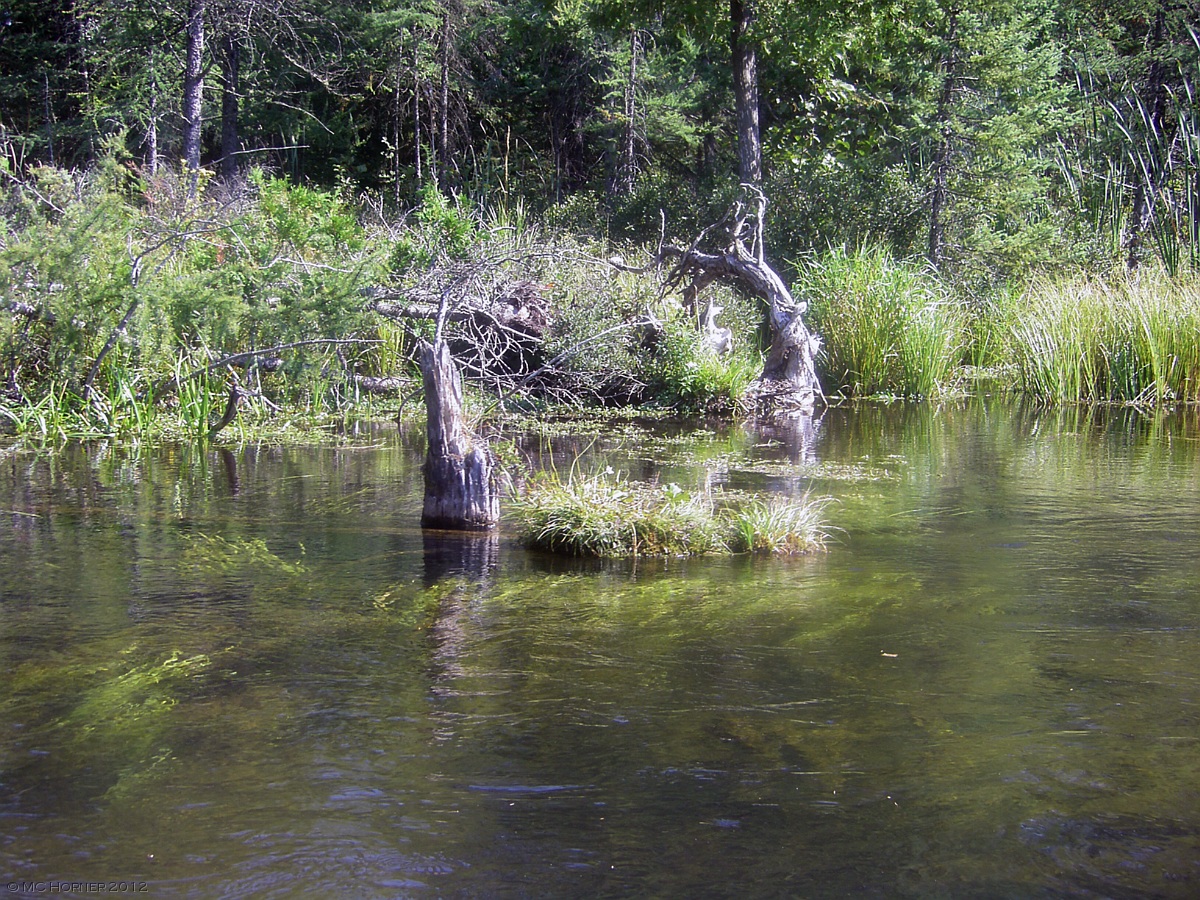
<box><xmin>419</xmin><ymin>338</ymin><xmax>499</xmax><ymax>531</ymax></box>
<box><xmin>661</xmin><ymin>189</ymin><xmax>822</xmax><ymax>417</ymax></box>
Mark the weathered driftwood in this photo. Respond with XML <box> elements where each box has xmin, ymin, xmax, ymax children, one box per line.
<box><xmin>1</xmin><ymin>298</ymin><xmax>56</xmax><ymax>323</ymax></box>
<box><xmin>352</xmin><ymin>374</ymin><xmax>408</xmax><ymax>395</ymax></box>
<box><xmin>419</xmin><ymin>338</ymin><xmax>499</xmax><ymax>530</ymax></box>
<box><xmin>659</xmin><ymin>189</ymin><xmax>822</xmax><ymax>417</ymax></box>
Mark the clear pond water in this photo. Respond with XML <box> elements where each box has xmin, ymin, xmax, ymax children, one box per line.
<box><xmin>2</xmin><ymin>402</ymin><xmax>1199</xmax><ymax>898</ymax></box>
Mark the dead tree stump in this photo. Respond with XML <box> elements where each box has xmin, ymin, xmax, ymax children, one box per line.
<box><xmin>660</xmin><ymin>188</ymin><xmax>822</xmax><ymax>417</ymax></box>
<box><xmin>420</xmin><ymin>339</ymin><xmax>500</xmax><ymax>530</ymax></box>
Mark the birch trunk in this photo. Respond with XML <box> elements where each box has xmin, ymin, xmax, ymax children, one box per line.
<box><xmin>183</xmin><ymin>0</ymin><xmax>206</xmax><ymax>198</ymax></box>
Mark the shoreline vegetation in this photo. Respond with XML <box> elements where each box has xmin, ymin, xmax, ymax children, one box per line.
<box><xmin>3</xmin><ymin>162</ymin><xmax>1199</xmax><ymax>454</ymax></box>
<box><xmin>3</xmin><ymin>161</ymin><xmax>1197</xmax><ymax>557</ymax></box>
<box><xmin>0</xmin><ymin>163</ymin><xmax>1195</xmax><ymax>451</ymax></box>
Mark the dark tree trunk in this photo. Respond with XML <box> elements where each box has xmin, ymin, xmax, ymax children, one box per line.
<box><xmin>183</xmin><ymin>0</ymin><xmax>206</xmax><ymax>198</ymax></box>
<box><xmin>730</xmin><ymin>0</ymin><xmax>761</xmax><ymax>185</ymax></box>
<box><xmin>219</xmin><ymin>30</ymin><xmax>240</xmax><ymax>183</ymax></box>
<box><xmin>927</xmin><ymin>10</ymin><xmax>958</xmax><ymax>269</ymax></box>
<box><xmin>420</xmin><ymin>339</ymin><xmax>500</xmax><ymax>531</ymax></box>
<box><xmin>42</xmin><ymin>73</ymin><xmax>55</xmax><ymax>166</ymax></box>
<box><xmin>1124</xmin><ymin>6</ymin><xmax>1171</xmax><ymax>272</ymax></box>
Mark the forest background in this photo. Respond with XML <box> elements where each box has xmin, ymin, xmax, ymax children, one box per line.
<box><xmin>2</xmin><ymin>0</ymin><xmax>1199</xmax><ymax>441</ymax></box>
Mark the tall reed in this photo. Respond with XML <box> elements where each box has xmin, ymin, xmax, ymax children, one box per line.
<box><xmin>801</xmin><ymin>246</ymin><xmax>967</xmax><ymax>398</ymax></box>
<box><xmin>1004</xmin><ymin>270</ymin><xmax>1200</xmax><ymax>404</ymax></box>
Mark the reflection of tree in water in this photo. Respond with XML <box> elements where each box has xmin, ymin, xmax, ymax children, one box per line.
<box><xmin>753</xmin><ymin>412</ymin><xmax>822</xmax><ymax>466</ymax></box>
<box><xmin>217</xmin><ymin>448</ymin><xmax>239</xmax><ymax>496</ymax></box>
<box><xmin>423</xmin><ymin>530</ymin><xmax>499</xmax><ymax>686</ymax></box>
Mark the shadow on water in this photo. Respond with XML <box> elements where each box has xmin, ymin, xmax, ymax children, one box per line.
<box><xmin>2</xmin><ymin>401</ymin><xmax>1200</xmax><ymax>896</ymax></box>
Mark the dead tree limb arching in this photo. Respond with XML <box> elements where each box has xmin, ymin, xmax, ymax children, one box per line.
<box><xmin>659</xmin><ymin>187</ymin><xmax>822</xmax><ymax>417</ymax></box>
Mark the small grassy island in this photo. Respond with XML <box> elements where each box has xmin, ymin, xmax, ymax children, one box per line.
<box><xmin>513</xmin><ymin>468</ymin><xmax>829</xmax><ymax>558</ymax></box>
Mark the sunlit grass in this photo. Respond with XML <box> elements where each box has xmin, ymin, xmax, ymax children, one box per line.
<box><xmin>726</xmin><ymin>497</ymin><xmax>831</xmax><ymax>555</ymax></box>
<box><xmin>512</xmin><ymin>467</ymin><xmax>829</xmax><ymax>558</ymax></box>
<box><xmin>801</xmin><ymin>245</ymin><xmax>968</xmax><ymax>398</ymax></box>
<box><xmin>1002</xmin><ymin>270</ymin><xmax>1200</xmax><ymax>404</ymax></box>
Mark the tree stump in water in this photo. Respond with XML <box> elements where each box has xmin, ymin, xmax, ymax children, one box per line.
<box><xmin>420</xmin><ymin>339</ymin><xmax>500</xmax><ymax>530</ymax></box>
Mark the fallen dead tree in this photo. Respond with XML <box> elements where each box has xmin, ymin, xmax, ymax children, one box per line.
<box><xmin>366</xmin><ymin>268</ymin><xmax>554</xmax><ymax>399</ymax></box>
<box><xmin>654</xmin><ymin>187</ymin><xmax>823</xmax><ymax>417</ymax></box>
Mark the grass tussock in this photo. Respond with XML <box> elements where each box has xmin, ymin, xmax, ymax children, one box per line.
<box><xmin>1004</xmin><ymin>270</ymin><xmax>1200</xmax><ymax>404</ymax></box>
<box><xmin>512</xmin><ymin>468</ymin><xmax>829</xmax><ymax>558</ymax></box>
<box><xmin>801</xmin><ymin>245</ymin><xmax>968</xmax><ymax>398</ymax></box>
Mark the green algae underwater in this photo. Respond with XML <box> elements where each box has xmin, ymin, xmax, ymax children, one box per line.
<box><xmin>2</xmin><ymin>401</ymin><xmax>1200</xmax><ymax>897</ymax></box>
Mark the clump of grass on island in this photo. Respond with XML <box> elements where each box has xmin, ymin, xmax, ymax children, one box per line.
<box><xmin>511</xmin><ymin>468</ymin><xmax>829</xmax><ymax>558</ymax></box>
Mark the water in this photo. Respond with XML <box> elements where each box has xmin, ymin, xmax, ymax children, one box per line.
<box><xmin>2</xmin><ymin>402</ymin><xmax>1199</xmax><ymax>897</ymax></box>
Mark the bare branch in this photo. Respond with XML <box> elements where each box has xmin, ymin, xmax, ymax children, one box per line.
<box><xmin>148</xmin><ymin>338</ymin><xmax>382</xmax><ymax>400</ymax></box>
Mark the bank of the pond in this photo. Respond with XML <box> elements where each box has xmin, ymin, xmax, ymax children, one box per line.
<box><xmin>6</xmin><ymin>165</ymin><xmax>1200</xmax><ymax>439</ymax></box>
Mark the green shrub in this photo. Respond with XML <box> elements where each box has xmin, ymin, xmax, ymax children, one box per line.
<box><xmin>641</xmin><ymin>317</ymin><xmax>761</xmax><ymax>414</ymax></box>
<box><xmin>1</xmin><ymin>158</ymin><xmax>387</xmax><ymax>442</ymax></box>
<box><xmin>389</xmin><ymin>185</ymin><xmax>479</xmax><ymax>271</ymax></box>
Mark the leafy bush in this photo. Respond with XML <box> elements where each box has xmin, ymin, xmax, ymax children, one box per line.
<box><xmin>1</xmin><ymin>159</ymin><xmax>387</xmax><ymax>440</ymax></box>
<box><xmin>641</xmin><ymin>317</ymin><xmax>761</xmax><ymax>414</ymax></box>
<box><xmin>389</xmin><ymin>185</ymin><xmax>479</xmax><ymax>271</ymax></box>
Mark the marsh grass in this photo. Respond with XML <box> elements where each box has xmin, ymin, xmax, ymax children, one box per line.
<box><xmin>0</xmin><ymin>382</ymin><xmax>118</xmax><ymax>442</ymax></box>
<box><xmin>1004</xmin><ymin>271</ymin><xmax>1200</xmax><ymax>404</ymax></box>
<box><xmin>801</xmin><ymin>246</ymin><xmax>967</xmax><ymax>398</ymax></box>
<box><xmin>727</xmin><ymin>497</ymin><xmax>833</xmax><ymax>555</ymax></box>
<box><xmin>512</xmin><ymin>468</ymin><xmax>828</xmax><ymax>558</ymax></box>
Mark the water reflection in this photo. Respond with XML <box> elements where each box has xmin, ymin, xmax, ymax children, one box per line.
<box><xmin>2</xmin><ymin>403</ymin><xmax>1200</xmax><ymax>897</ymax></box>
<box><xmin>218</xmin><ymin>448</ymin><xmax>240</xmax><ymax>496</ymax></box>
<box><xmin>751</xmin><ymin>410</ymin><xmax>823</xmax><ymax>465</ymax></box>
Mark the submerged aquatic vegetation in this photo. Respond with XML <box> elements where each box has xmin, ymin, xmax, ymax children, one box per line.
<box><xmin>182</xmin><ymin>533</ymin><xmax>309</xmax><ymax>581</ymax></box>
<box><xmin>8</xmin><ymin>645</ymin><xmax>220</xmax><ymax>800</ymax></box>
<box><xmin>512</xmin><ymin>467</ymin><xmax>828</xmax><ymax>558</ymax></box>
